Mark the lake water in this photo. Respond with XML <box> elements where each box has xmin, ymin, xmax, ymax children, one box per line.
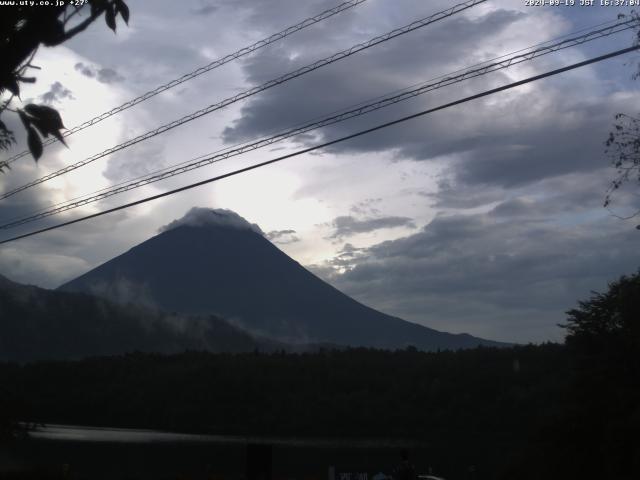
<box><xmin>29</xmin><ymin>423</ymin><xmax>429</xmax><ymax>448</ymax></box>
<box><xmin>2</xmin><ymin>424</ymin><xmax>439</xmax><ymax>480</ymax></box>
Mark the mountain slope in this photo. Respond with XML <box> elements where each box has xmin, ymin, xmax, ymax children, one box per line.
<box><xmin>59</xmin><ymin>209</ymin><xmax>506</xmax><ymax>350</ymax></box>
<box><xmin>0</xmin><ymin>274</ymin><xmax>280</xmax><ymax>362</ymax></box>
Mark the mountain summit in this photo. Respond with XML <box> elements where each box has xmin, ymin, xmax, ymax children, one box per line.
<box><xmin>59</xmin><ymin>208</ymin><xmax>505</xmax><ymax>350</ymax></box>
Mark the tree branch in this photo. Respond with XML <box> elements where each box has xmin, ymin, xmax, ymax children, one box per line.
<box><xmin>53</xmin><ymin>3</ymin><xmax>109</xmax><ymax>45</ymax></box>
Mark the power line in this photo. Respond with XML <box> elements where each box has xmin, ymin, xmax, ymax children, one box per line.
<box><xmin>0</xmin><ymin>0</ymin><xmax>486</xmax><ymax>200</ymax></box>
<box><xmin>1</xmin><ymin>17</ymin><xmax>635</xmax><ymax>231</ymax></box>
<box><xmin>1</xmin><ymin>16</ymin><xmax>635</xmax><ymax>228</ymax></box>
<box><xmin>1</xmin><ymin>0</ymin><xmax>369</xmax><ymax>166</ymax></box>
<box><xmin>1</xmin><ymin>44</ymin><xmax>636</xmax><ymax>246</ymax></box>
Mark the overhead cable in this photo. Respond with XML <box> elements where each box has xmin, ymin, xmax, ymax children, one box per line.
<box><xmin>1</xmin><ymin>44</ymin><xmax>636</xmax><ymax>245</ymax></box>
<box><xmin>0</xmin><ymin>0</ymin><xmax>487</xmax><ymax>199</ymax></box>
<box><xmin>1</xmin><ymin>0</ymin><xmax>370</xmax><ymax>166</ymax></box>
<box><xmin>0</xmin><ymin>17</ymin><xmax>635</xmax><ymax>230</ymax></box>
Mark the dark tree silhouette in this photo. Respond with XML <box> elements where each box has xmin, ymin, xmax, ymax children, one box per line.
<box><xmin>0</xmin><ymin>0</ymin><xmax>129</xmax><ymax>170</ymax></box>
<box><xmin>605</xmin><ymin>113</ymin><xmax>640</xmax><ymax>223</ymax></box>
<box><xmin>558</xmin><ymin>271</ymin><xmax>640</xmax><ymax>479</ymax></box>
<box><xmin>604</xmin><ymin>11</ymin><xmax>640</xmax><ymax>224</ymax></box>
<box><xmin>564</xmin><ymin>269</ymin><xmax>640</xmax><ymax>349</ymax></box>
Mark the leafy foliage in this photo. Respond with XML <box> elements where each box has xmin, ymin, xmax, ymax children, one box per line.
<box><xmin>605</xmin><ymin>113</ymin><xmax>640</xmax><ymax>219</ymax></box>
<box><xmin>0</xmin><ymin>115</ymin><xmax>15</xmax><ymax>172</ymax></box>
<box><xmin>604</xmin><ymin>11</ymin><xmax>640</xmax><ymax>222</ymax></box>
<box><xmin>550</xmin><ymin>271</ymin><xmax>640</xmax><ymax>480</ymax></box>
<box><xmin>0</xmin><ymin>0</ymin><xmax>129</xmax><ymax>166</ymax></box>
<box><xmin>564</xmin><ymin>269</ymin><xmax>640</xmax><ymax>347</ymax></box>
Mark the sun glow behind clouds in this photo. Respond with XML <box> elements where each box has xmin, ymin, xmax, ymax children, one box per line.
<box><xmin>11</xmin><ymin>46</ymin><xmax>132</xmax><ymax>214</ymax></box>
<box><xmin>214</xmin><ymin>164</ymin><xmax>331</xmax><ymax>234</ymax></box>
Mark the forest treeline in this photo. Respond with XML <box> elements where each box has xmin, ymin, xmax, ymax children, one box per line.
<box><xmin>0</xmin><ymin>340</ymin><xmax>635</xmax><ymax>479</ymax></box>
<box><xmin>0</xmin><ymin>345</ymin><xmax>566</xmax><ymax>478</ymax></box>
<box><xmin>0</xmin><ymin>344</ymin><xmax>565</xmax><ymax>439</ymax></box>
<box><xmin>1</xmin><ymin>271</ymin><xmax>638</xmax><ymax>479</ymax></box>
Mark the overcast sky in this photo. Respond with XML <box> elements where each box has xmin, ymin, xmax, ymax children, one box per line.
<box><xmin>1</xmin><ymin>0</ymin><xmax>639</xmax><ymax>343</ymax></box>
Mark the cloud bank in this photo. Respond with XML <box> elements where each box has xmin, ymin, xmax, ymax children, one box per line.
<box><xmin>158</xmin><ymin>207</ymin><xmax>264</xmax><ymax>235</ymax></box>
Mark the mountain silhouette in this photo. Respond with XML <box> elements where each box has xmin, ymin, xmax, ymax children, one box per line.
<box><xmin>0</xmin><ymin>273</ymin><xmax>284</xmax><ymax>361</ymax></box>
<box><xmin>60</xmin><ymin>208</ymin><xmax>506</xmax><ymax>350</ymax></box>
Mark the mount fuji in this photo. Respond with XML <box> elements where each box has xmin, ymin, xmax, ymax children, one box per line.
<box><xmin>59</xmin><ymin>208</ymin><xmax>506</xmax><ymax>350</ymax></box>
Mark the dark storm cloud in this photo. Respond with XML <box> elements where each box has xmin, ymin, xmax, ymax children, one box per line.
<box><xmin>350</xmin><ymin>197</ymin><xmax>382</xmax><ymax>216</ymax></box>
<box><xmin>191</xmin><ymin>2</ymin><xmax>218</xmax><ymax>16</ymax></box>
<box><xmin>97</xmin><ymin>68</ymin><xmax>125</xmax><ymax>84</ymax></box>
<box><xmin>221</xmin><ymin>0</ymin><xmax>631</xmax><ymax>193</ymax></box>
<box><xmin>314</xmin><ymin>208</ymin><xmax>640</xmax><ymax>342</ymax></box>
<box><xmin>307</xmin><ymin>243</ymin><xmax>367</xmax><ymax>276</ymax></box>
<box><xmin>328</xmin><ymin>215</ymin><xmax>416</xmax><ymax>239</ymax></box>
<box><xmin>74</xmin><ymin>61</ymin><xmax>95</xmax><ymax>78</ymax></box>
<box><xmin>103</xmin><ymin>142</ymin><xmax>168</xmax><ymax>183</ymax></box>
<box><xmin>266</xmin><ymin>229</ymin><xmax>300</xmax><ymax>244</ymax></box>
<box><xmin>322</xmin><ymin>242</ymin><xmax>367</xmax><ymax>271</ymax></box>
<box><xmin>41</xmin><ymin>82</ymin><xmax>75</xmax><ymax>105</ymax></box>
<box><xmin>487</xmin><ymin>189</ymin><xmax>603</xmax><ymax>220</ymax></box>
<box><xmin>216</xmin><ymin>0</ymin><xmax>359</xmax><ymax>37</ymax></box>
<box><xmin>338</xmin><ymin>243</ymin><xmax>363</xmax><ymax>256</ymax></box>
<box><xmin>421</xmin><ymin>179</ymin><xmax>505</xmax><ymax>210</ymax></box>
<box><xmin>74</xmin><ymin>62</ymin><xmax>124</xmax><ymax>84</ymax></box>
<box><xmin>427</xmin><ymin>168</ymin><xmax>621</xmax><ymax>216</ymax></box>
<box><xmin>445</xmin><ymin>95</ymin><xmax>627</xmax><ymax>189</ymax></box>
<box><xmin>316</xmin><ymin>83</ymin><xmax>630</xmax><ymax>191</ymax></box>
<box><xmin>222</xmin><ymin>8</ymin><xmax>524</xmax><ymax>145</ymax></box>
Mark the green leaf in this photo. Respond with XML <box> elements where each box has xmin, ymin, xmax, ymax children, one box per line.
<box><xmin>115</xmin><ymin>0</ymin><xmax>130</xmax><ymax>24</ymax></box>
<box><xmin>24</xmin><ymin>104</ymin><xmax>65</xmax><ymax>131</ymax></box>
<box><xmin>27</xmin><ymin>127</ymin><xmax>43</xmax><ymax>161</ymax></box>
<box><xmin>51</xmin><ymin>128</ymin><xmax>68</xmax><ymax>147</ymax></box>
<box><xmin>105</xmin><ymin>4</ymin><xmax>117</xmax><ymax>32</ymax></box>
<box><xmin>24</xmin><ymin>104</ymin><xmax>68</xmax><ymax>147</ymax></box>
<box><xmin>90</xmin><ymin>0</ymin><xmax>107</xmax><ymax>17</ymax></box>
<box><xmin>17</xmin><ymin>110</ymin><xmax>31</xmax><ymax>129</ymax></box>
<box><xmin>6</xmin><ymin>78</ymin><xmax>20</xmax><ymax>97</ymax></box>
<box><xmin>40</xmin><ymin>19</ymin><xmax>65</xmax><ymax>46</ymax></box>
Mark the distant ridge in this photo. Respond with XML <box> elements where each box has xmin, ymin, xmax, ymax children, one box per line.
<box><xmin>60</xmin><ymin>208</ymin><xmax>508</xmax><ymax>351</ymax></box>
<box><xmin>0</xmin><ymin>273</ymin><xmax>287</xmax><ymax>362</ymax></box>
